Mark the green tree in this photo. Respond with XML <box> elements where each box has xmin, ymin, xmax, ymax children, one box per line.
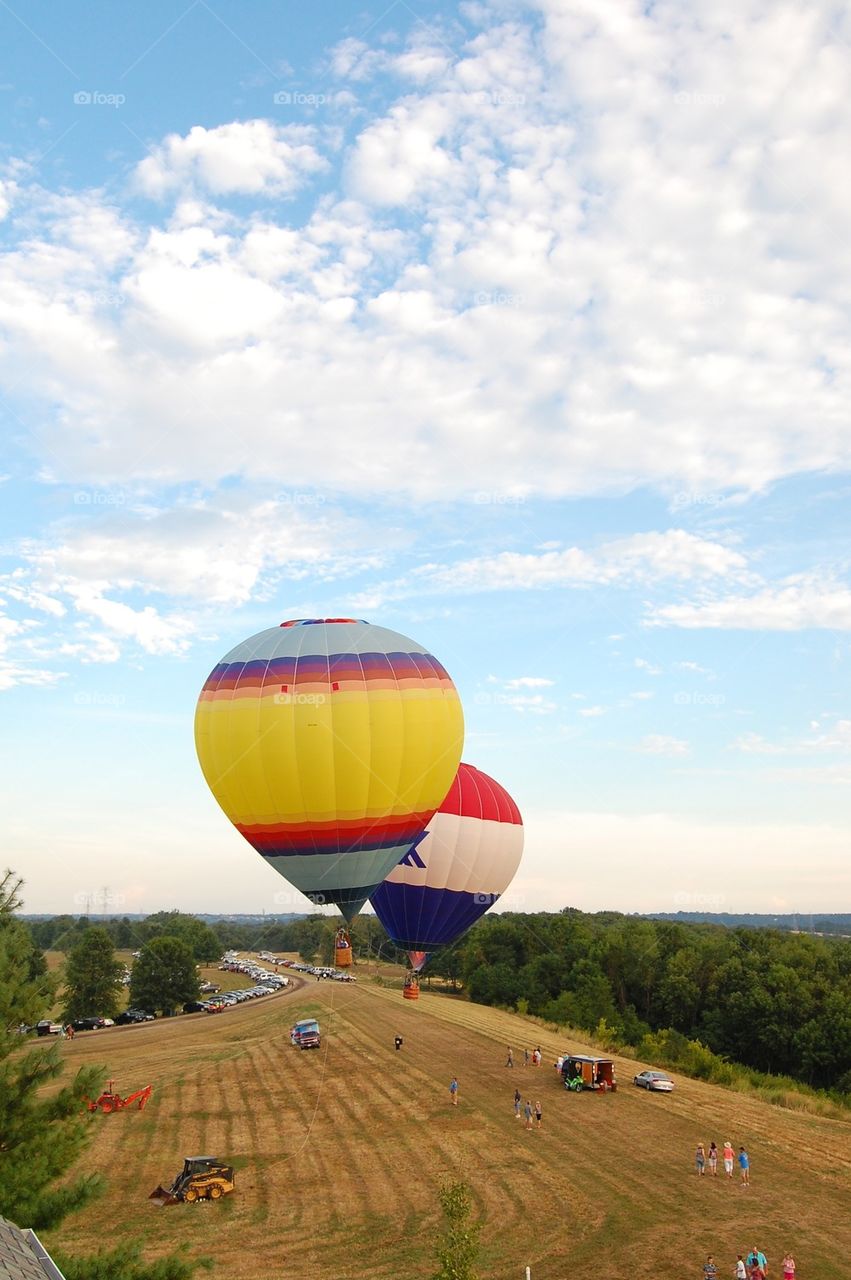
<box><xmin>294</xmin><ymin>916</ymin><xmax>328</xmax><ymax>964</ymax></box>
<box><xmin>62</xmin><ymin>926</ymin><xmax>125</xmax><ymax>1021</ymax></box>
<box><xmin>432</xmin><ymin>1180</ymin><xmax>480</xmax><ymax>1280</ymax></box>
<box><xmin>129</xmin><ymin>937</ymin><xmax>199</xmax><ymax>1016</ymax></box>
<box><xmin>0</xmin><ymin>870</ymin><xmax>104</xmax><ymax>1228</ymax></box>
<box><xmin>55</xmin><ymin>1243</ymin><xmax>211</xmax><ymax>1280</ymax></box>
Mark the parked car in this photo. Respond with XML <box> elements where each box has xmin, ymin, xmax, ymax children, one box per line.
<box><xmin>633</xmin><ymin>1070</ymin><xmax>674</xmax><ymax>1092</ymax></box>
<box><xmin>114</xmin><ymin>1008</ymin><xmax>155</xmax><ymax>1025</ymax></box>
<box><xmin>71</xmin><ymin>1017</ymin><xmax>103</xmax><ymax>1032</ymax></box>
<box><xmin>35</xmin><ymin>1020</ymin><xmax>62</xmax><ymax>1036</ymax></box>
<box><xmin>183</xmin><ymin>1001</ymin><xmax>211</xmax><ymax>1014</ymax></box>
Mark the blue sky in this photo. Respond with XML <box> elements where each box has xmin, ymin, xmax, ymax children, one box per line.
<box><xmin>2</xmin><ymin>0</ymin><xmax>850</xmax><ymax>915</ymax></box>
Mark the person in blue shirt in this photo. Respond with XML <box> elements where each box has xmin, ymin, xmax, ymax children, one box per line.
<box><xmin>746</xmin><ymin>1246</ymin><xmax>767</xmax><ymax>1272</ymax></box>
<box><xmin>738</xmin><ymin>1146</ymin><xmax>750</xmax><ymax>1186</ymax></box>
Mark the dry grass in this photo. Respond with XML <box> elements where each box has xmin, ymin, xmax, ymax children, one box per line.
<box><xmin>40</xmin><ymin>964</ymin><xmax>851</xmax><ymax>1280</ymax></box>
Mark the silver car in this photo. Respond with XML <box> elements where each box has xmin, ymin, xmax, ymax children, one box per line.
<box><xmin>633</xmin><ymin>1069</ymin><xmax>674</xmax><ymax>1092</ymax></box>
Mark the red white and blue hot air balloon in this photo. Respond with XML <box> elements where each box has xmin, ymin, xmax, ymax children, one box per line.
<box><xmin>369</xmin><ymin>763</ymin><xmax>523</xmax><ymax>969</ymax></box>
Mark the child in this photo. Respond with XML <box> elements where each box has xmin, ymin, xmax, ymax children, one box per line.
<box><xmin>695</xmin><ymin>1143</ymin><xmax>706</xmax><ymax>1176</ymax></box>
<box><xmin>781</xmin><ymin>1252</ymin><xmax>796</xmax><ymax>1279</ymax></box>
<box><xmin>708</xmin><ymin>1141</ymin><xmax>718</xmax><ymax>1176</ymax></box>
<box><xmin>449</xmin><ymin>1077</ymin><xmax>458</xmax><ymax>1107</ymax></box>
<box><xmin>738</xmin><ymin>1147</ymin><xmax>750</xmax><ymax>1187</ymax></box>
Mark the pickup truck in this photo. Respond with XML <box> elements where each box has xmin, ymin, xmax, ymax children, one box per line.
<box><xmin>290</xmin><ymin>1018</ymin><xmax>321</xmax><ymax>1049</ymax></box>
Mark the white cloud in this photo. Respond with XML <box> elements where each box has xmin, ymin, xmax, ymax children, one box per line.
<box><xmin>503</xmin><ymin>676</ymin><xmax>555</xmax><ymax>688</ymax></box>
<box><xmin>732</xmin><ymin>721</ymin><xmax>851</xmax><ymax>756</ymax></box>
<box><xmin>676</xmin><ymin>660</ymin><xmax>715</xmax><ymax>676</ymax></box>
<box><xmin>135</xmin><ymin>120</ymin><xmax>326</xmax><ymax>198</ymax></box>
<box><xmin>637</xmin><ymin>734</ymin><xmax>690</xmax><ymax>757</ymax></box>
<box><xmin>0</xmin><ymin>7</ymin><xmax>849</xmax><ymax>499</ymax></box>
<box><xmin>634</xmin><ymin>657</ymin><xmax>662</xmax><ymax>675</ymax></box>
<box><xmin>578</xmin><ymin>705</ymin><xmax>606</xmax><ymax>717</ymax></box>
<box><xmin>650</xmin><ymin>581</ymin><xmax>851</xmax><ymax>630</ymax></box>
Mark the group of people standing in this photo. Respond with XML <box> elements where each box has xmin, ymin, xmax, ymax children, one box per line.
<box><xmin>704</xmin><ymin>1246</ymin><xmax>797</xmax><ymax>1278</ymax></box>
<box><xmin>695</xmin><ymin>1140</ymin><xmax>749</xmax><ymax>1184</ymax></box>
<box><xmin>505</xmin><ymin>1044</ymin><xmax>542</xmax><ymax>1067</ymax></box>
<box><xmin>513</xmin><ymin>1087</ymin><xmax>542</xmax><ymax>1128</ymax></box>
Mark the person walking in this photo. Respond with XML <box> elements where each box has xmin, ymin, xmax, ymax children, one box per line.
<box><xmin>703</xmin><ymin>1255</ymin><xmax>718</xmax><ymax>1278</ymax></box>
<box><xmin>505</xmin><ymin>1046</ymin><xmax>514</xmax><ymax>1067</ymax></box>
<box><xmin>523</xmin><ymin>1099</ymin><xmax>533</xmax><ymax>1130</ymax></box>
<box><xmin>781</xmin><ymin>1252</ymin><xmax>796</xmax><ymax>1279</ymax></box>
<box><xmin>708</xmin><ymin>1141</ymin><xmax>718</xmax><ymax>1176</ymax></box>
<box><xmin>514</xmin><ymin>1087</ymin><xmax>522</xmax><ymax>1118</ymax></box>
<box><xmin>523</xmin><ymin>1047</ymin><xmax>529</xmax><ymax>1067</ymax></box>
<box><xmin>695</xmin><ymin>1143</ymin><xmax>706</xmax><ymax>1176</ymax></box>
<box><xmin>394</xmin><ymin>1035</ymin><xmax>403</xmax><ymax>1051</ymax></box>
<box><xmin>449</xmin><ymin>1077</ymin><xmax>458</xmax><ymax>1107</ymax></box>
<box><xmin>723</xmin><ymin>1140</ymin><xmax>735</xmax><ymax>1179</ymax></box>
<box><xmin>734</xmin><ymin>1256</ymin><xmax>747</xmax><ymax>1279</ymax></box>
<box><xmin>534</xmin><ymin>1099</ymin><xmax>542</xmax><ymax>1129</ymax></box>
<box><xmin>738</xmin><ymin>1147</ymin><xmax>751</xmax><ymax>1187</ymax></box>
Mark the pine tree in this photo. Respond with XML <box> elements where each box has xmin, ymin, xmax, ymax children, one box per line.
<box><xmin>432</xmin><ymin>1180</ymin><xmax>481</xmax><ymax>1280</ymax></box>
<box><xmin>62</xmin><ymin>926</ymin><xmax>125</xmax><ymax>1021</ymax></box>
<box><xmin>129</xmin><ymin>936</ymin><xmax>200</xmax><ymax>1015</ymax></box>
<box><xmin>0</xmin><ymin>870</ymin><xmax>104</xmax><ymax>1228</ymax></box>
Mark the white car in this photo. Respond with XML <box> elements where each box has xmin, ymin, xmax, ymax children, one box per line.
<box><xmin>633</xmin><ymin>1070</ymin><xmax>674</xmax><ymax>1092</ymax></box>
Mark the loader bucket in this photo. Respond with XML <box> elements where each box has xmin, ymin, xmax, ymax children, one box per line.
<box><xmin>149</xmin><ymin>1185</ymin><xmax>179</xmax><ymax>1206</ymax></box>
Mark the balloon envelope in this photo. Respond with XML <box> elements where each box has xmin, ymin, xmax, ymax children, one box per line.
<box><xmin>195</xmin><ymin>618</ymin><xmax>464</xmax><ymax>919</ymax></box>
<box><xmin>370</xmin><ymin>762</ymin><xmax>523</xmax><ymax>950</ymax></box>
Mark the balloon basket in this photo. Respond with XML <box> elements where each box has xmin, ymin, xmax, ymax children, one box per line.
<box><xmin>334</xmin><ymin>927</ymin><xmax>353</xmax><ymax>968</ymax></box>
<box><xmin>403</xmin><ymin>977</ymin><xmax>420</xmax><ymax>1001</ymax></box>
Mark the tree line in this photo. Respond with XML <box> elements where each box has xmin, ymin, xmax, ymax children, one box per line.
<box><xmin>433</xmin><ymin>908</ymin><xmax>851</xmax><ymax>1093</ymax></box>
<box><xmin>23</xmin><ymin>903</ymin><xmax>851</xmax><ymax>1091</ymax></box>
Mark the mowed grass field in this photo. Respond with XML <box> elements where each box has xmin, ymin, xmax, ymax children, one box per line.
<box><xmin>42</xmin><ymin>966</ymin><xmax>851</xmax><ymax>1279</ymax></box>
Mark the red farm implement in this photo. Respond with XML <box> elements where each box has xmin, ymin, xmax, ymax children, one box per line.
<box><xmin>86</xmin><ymin>1080</ymin><xmax>152</xmax><ymax>1114</ymax></box>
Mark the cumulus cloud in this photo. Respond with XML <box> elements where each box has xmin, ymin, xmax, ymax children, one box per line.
<box><xmin>393</xmin><ymin>530</ymin><xmax>748</xmax><ymax>598</ymax></box>
<box><xmin>0</xmin><ymin>5</ymin><xmax>849</xmax><ymax>498</ymax></box>
<box><xmin>135</xmin><ymin>120</ymin><xmax>326</xmax><ymax>198</ymax></box>
<box><xmin>649</xmin><ymin>581</ymin><xmax>851</xmax><ymax>630</ymax></box>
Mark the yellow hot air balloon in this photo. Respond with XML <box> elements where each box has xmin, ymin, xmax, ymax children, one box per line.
<box><xmin>195</xmin><ymin>618</ymin><xmax>464</xmax><ymax>919</ymax></box>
